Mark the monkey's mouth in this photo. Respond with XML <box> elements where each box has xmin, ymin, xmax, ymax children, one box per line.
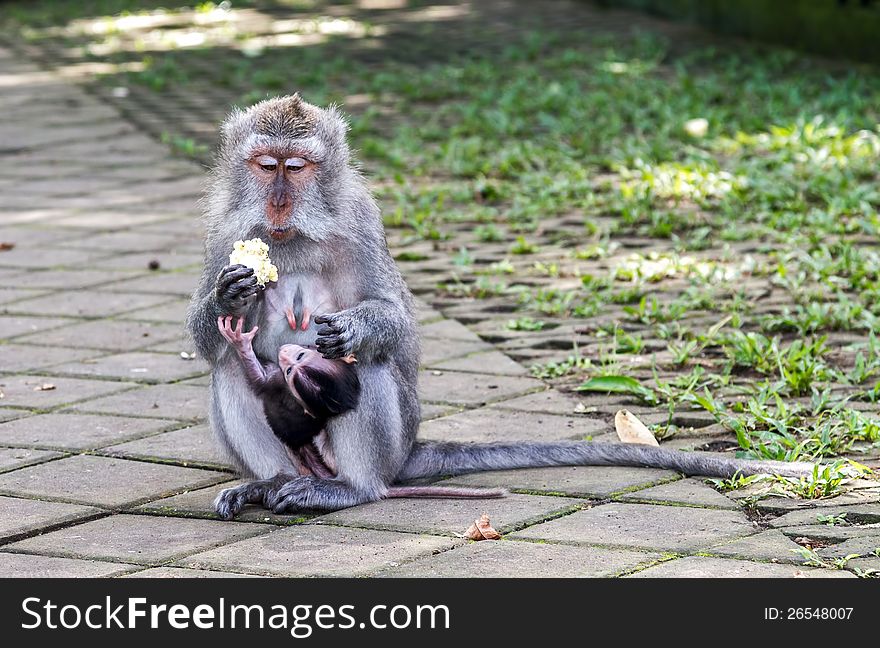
<box><xmin>268</xmin><ymin>226</ymin><xmax>294</xmax><ymax>240</ymax></box>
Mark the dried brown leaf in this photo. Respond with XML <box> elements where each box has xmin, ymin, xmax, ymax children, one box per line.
<box><xmin>463</xmin><ymin>513</ymin><xmax>501</xmax><ymax>541</ymax></box>
<box><xmin>614</xmin><ymin>409</ymin><xmax>659</xmax><ymax>446</ymax></box>
<box><xmin>0</xmin><ymin>242</ymin><xmax>14</xmax><ymax>251</ymax></box>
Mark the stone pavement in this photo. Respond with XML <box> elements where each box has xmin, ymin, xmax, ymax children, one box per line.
<box><xmin>0</xmin><ymin>28</ymin><xmax>873</xmax><ymax>578</ymax></box>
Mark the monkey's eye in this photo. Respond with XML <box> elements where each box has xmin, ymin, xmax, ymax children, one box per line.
<box><xmin>286</xmin><ymin>366</ymin><xmax>292</xmax><ymax>376</ymax></box>
<box><xmin>296</xmin><ymin>351</ymin><xmax>305</xmax><ymax>361</ymax></box>
<box><xmin>285</xmin><ymin>157</ymin><xmax>307</xmax><ymax>172</ymax></box>
<box><xmin>255</xmin><ymin>155</ymin><xmax>278</xmax><ymax>172</ymax></box>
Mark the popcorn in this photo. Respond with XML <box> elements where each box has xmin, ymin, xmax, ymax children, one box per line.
<box><xmin>229</xmin><ymin>238</ymin><xmax>278</xmax><ymax>287</ymax></box>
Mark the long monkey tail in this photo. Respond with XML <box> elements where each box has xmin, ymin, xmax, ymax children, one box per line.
<box><xmin>397</xmin><ymin>441</ymin><xmax>816</xmax><ymax>481</ymax></box>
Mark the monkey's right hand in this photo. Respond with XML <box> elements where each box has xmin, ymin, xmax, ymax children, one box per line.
<box><xmin>215</xmin><ymin>264</ymin><xmax>260</xmax><ymax>314</ymax></box>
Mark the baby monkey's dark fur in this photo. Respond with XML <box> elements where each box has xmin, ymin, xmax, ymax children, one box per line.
<box><xmin>217</xmin><ymin>315</ymin><xmax>504</xmax><ymax>513</ymax></box>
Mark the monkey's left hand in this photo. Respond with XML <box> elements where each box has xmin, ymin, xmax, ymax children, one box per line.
<box><xmin>314</xmin><ymin>312</ymin><xmax>358</xmax><ymax>359</ymax></box>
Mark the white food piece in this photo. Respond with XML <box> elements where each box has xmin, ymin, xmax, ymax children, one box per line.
<box><xmin>229</xmin><ymin>238</ymin><xmax>278</xmax><ymax>287</ymax></box>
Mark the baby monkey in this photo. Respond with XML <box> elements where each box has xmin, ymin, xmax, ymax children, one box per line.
<box><xmin>217</xmin><ymin>315</ymin><xmax>502</xmax><ymax>500</ymax></box>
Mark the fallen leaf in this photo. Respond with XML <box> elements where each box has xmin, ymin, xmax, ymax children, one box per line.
<box><xmin>33</xmin><ymin>383</ymin><xmax>56</xmax><ymax>392</ymax></box>
<box><xmin>463</xmin><ymin>513</ymin><xmax>501</xmax><ymax>541</ymax></box>
<box><xmin>614</xmin><ymin>409</ymin><xmax>659</xmax><ymax>446</ymax></box>
<box><xmin>577</xmin><ymin>375</ymin><xmax>656</xmax><ymax>404</ymax></box>
<box><xmin>0</xmin><ymin>242</ymin><xmax>15</xmax><ymax>251</ymax></box>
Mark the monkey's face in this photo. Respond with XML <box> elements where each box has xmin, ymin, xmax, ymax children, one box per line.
<box><xmin>278</xmin><ymin>344</ymin><xmax>360</xmax><ymax>419</ymax></box>
<box><xmin>219</xmin><ymin>95</ymin><xmax>352</xmax><ymax>244</ymax></box>
<box><xmin>248</xmin><ymin>150</ymin><xmax>318</xmax><ymax>241</ymax></box>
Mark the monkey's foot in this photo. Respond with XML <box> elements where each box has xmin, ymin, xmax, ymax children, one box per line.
<box><xmin>263</xmin><ymin>476</ymin><xmax>377</xmax><ymax>512</ymax></box>
<box><xmin>213</xmin><ymin>477</ymin><xmax>280</xmax><ymax>520</ymax></box>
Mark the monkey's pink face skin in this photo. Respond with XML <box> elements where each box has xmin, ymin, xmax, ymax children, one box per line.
<box><xmin>247</xmin><ymin>150</ymin><xmax>317</xmax><ymax>239</ymax></box>
<box><xmin>278</xmin><ymin>343</ymin><xmax>319</xmax><ymax>414</ymax></box>
<box><xmin>278</xmin><ymin>343</ymin><xmax>320</xmax><ymax>377</ymax></box>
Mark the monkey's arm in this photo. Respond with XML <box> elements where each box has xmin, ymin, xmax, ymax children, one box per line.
<box><xmin>187</xmin><ymin>260</ymin><xmax>261</xmax><ymax>363</ymax></box>
<box><xmin>217</xmin><ymin>315</ymin><xmax>280</xmax><ymax>387</ymax></box>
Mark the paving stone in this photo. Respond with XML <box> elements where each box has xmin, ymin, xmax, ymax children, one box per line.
<box><xmin>314</xmin><ymin>492</ymin><xmax>585</xmax><ymax>536</ymax></box>
<box><xmin>90</xmin><ymin>251</ymin><xmax>202</xmax><ymax>272</ymax></box>
<box><xmin>119</xmin><ymin>298</ymin><xmax>190</xmax><ymax>323</ymax></box>
<box><xmin>4</xmin><ymin>290</ymin><xmax>172</xmax><ymax>318</ymax></box>
<box><xmin>419</xmin><ymin>402</ymin><xmax>461</xmax><ymax>421</ymax></box>
<box><xmin>708</xmin><ymin>529</ymin><xmax>806</xmax><ymax>564</ymax></box>
<box><xmin>50</xmin><ymin>351</ymin><xmax>209</xmax><ymax>383</ymax></box>
<box><xmin>0</xmin><ymin>496</ymin><xmax>101</xmax><ymax>541</ymax></box>
<box><xmin>0</xmin><ymin>408</ymin><xmax>28</xmax><ymax>423</ymax></box>
<box><xmin>419</xmin><ymin>369</ymin><xmax>543</xmax><ymax>406</ymax></box>
<box><xmin>8</xmin><ymin>514</ymin><xmax>271</xmax><ymax>565</ymax></box>
<box><xmin>0</xmin><ymin>343</ymin><xmax>97</xmax><ymax>372</ymax></box>
<box><xmin>421</xmin><ymin>318</ymin><xmax>485</xmax><ymax>341</ymax></box>
<box><xmin>419</xmin><ymin>406</ymin><xmax>604</xmax><ymax>443</ymax></box>
<box><xmin>0</xmin><ymin>552</ymin><xmax>137</xmax><ymax>578</ymax></box>
<box><xmin>0</xmin><ymin>374</ymin><xmax>138</xmax><ymax>408</ymax></box>
<box><xmin>67</xmin><ymin>383</ymin><xmax>208</xmax><ymax>421</ymax></box>
<box><xmin>8</xmin><ymin>269</ymin><xmax>143</xmax><ymax>290</ymax></box>
<box><xmin>0</xmin><ymin>447</ymin><xmax>63</xmax><ymax>472</ymax></box>
<box><xmin>106</xmin><ymin>424</ymin><xmax>229</xmax><ymax>467</ymax></box>
<box><xmin>510</xmin><ymin>502</ymin><xmax>756</xmax><ymax>552</ymax></box>
<box><xmin>490</xmin><ymin>389</ymin><xmax>594</xmax><ymax>416</ymax></box>
<box><xmin>102</xmin><ymin>272</ymin><xmax>199</xmax><ymax>296</ymax></box>
<box><xmin>818</xmin><ymin>535</ymin><xmax>880</xmax><ymax>559</ymax></box>
<box><xmin>748</xmin><ymin>489</ymin><xmax>880</xmax><ymax>513</ymax></box>
<box><xmin>123</xmin><ymin>567</ymin><xmax>262</xmax><ymax>578</ymax></box>
<box><xmin>0</xmin><ymin>287</ymin><xmax>50</xmax><ymax>305</ymax></box>
<box><xmin>780</xmin><ymin>524</ymin><xmax>880</xmax><ymax>543</ymax></box>
<box><xmin>0</xmin><ymin>413</ymin><xmax>177</xmax><ymax>449</ymax></box>
<box><xmin>0</xmin><ymin>455</ymin><xmax>227</xmax><ymax>507</ymax></box>
<box><xmin>769</xmin><ymin>503</ymin><xmax>880</xmax><ymax>528</ymax></box>
<box><xmin>627</xmin><ymin>556</ymin><xmax>855</xmax><ymax>578</ymax></box>
<box><xmin>62</xmin><ymin>230</ymin><xmax>183</xmax><ymax>253</ymax></box>
<box><xmin>0</xmin><ymin>246</ymin><xmax>112</xmax><ymax>270</ymax></box>
<box><xmin>429</xmin><ymin>350</ymin><xmax>530</xmax><ymax>375</ymax></box>
<box><xmin>0</xmin><ymin>315</ymin><xmax>70</xmax><ymax>340</ymax></box>
<box><xmin>446</xmin><ymin>466</ymin><xmax>677</xmax><ymax>498</ymax></box>
<box><xmin>380</xmin><ymin>540</ymin><xmax>659</xmax><ymax>577</ymax></box>
<box><xmin>618</xmin><ymin>477</ymin><xmax>739</xmax><ymax>509</ymax></box>
<box><xmin>845</xmin><ymin>556</ymin><xmax>880</xmax><ymax>574</ymax></box>
<box><xmin>15</xmin><ymin>319</ymin><xmax>184</xmax><ymax>351</ymax></box>
<box><xmin>420</xmin><ymin>339</ymin><xmax>491</xmax><ymax>365</ymax></box>
<box><xmin>180</xmin><ymin>525</ymin><xmax>459</xmax><ymax>577</ymax></box>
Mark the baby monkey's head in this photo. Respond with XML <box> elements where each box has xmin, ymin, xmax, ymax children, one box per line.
<box><xmin>278</xmin><ymin>344</ymin><xmax>360</xmax><ymax>420</ymax></box>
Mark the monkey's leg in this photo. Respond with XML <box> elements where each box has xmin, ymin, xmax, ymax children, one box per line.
<box><xmin>297</xmin><ymin>443</ymin><xmax>335</xmax><ymax>479</ymax></box>
<box><xmin>265</xmin><ymin>364</ymin><xmax>406</xmax><ymax>512</ymax></box>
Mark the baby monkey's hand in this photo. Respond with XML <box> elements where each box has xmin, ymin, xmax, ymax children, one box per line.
<box><xmin>217</xmin><ymin>315</ymin><xmax>259</xmax><ymax>352</ymax></box>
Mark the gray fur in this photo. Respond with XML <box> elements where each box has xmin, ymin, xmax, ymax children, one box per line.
<box><xmin>188</xmin><ymin>95</ymin><xmax>816</xmax><ymax>520</ymax></box>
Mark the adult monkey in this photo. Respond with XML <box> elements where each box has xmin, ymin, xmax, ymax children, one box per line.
<box><xmin>188</xmin><ymin>95</ymin><xmax>813</xmax><ymax>520</ymax></box>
